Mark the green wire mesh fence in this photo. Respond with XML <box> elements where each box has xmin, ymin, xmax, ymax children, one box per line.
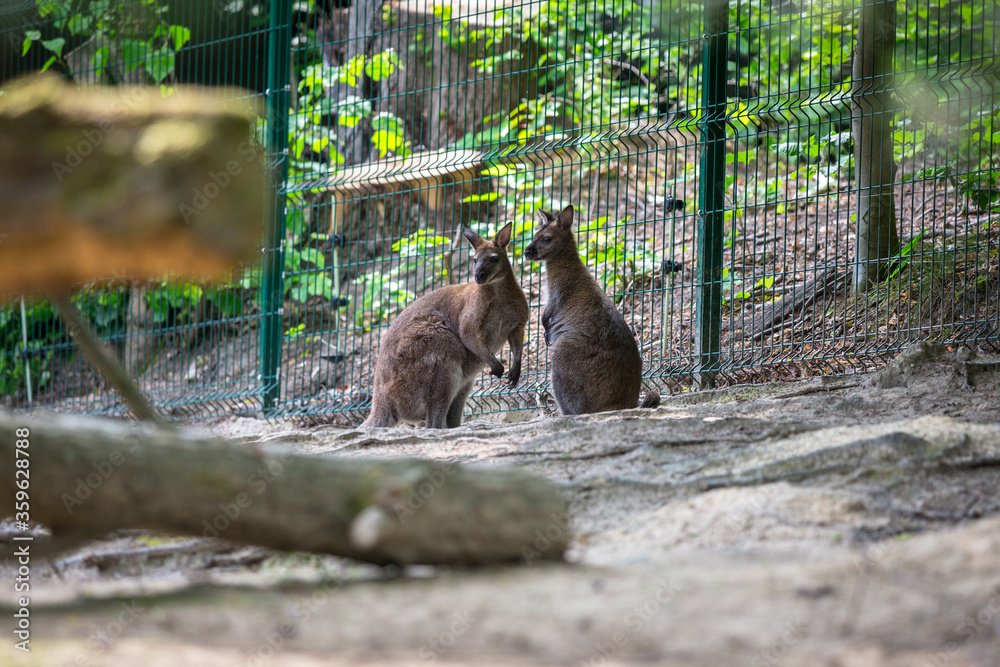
<box><xmin>0</xmin><ymin>0</ymin><xmax>997</xmax><ymax>422</ymax></box>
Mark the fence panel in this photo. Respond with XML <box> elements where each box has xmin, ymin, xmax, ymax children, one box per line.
<box><xmin>0</xmin><ymin>0</ymin><xmax>997</xmax><ymax>422</ymax></box>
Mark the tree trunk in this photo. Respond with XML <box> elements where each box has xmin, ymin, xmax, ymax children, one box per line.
<box><xmin>852</xmin><ymin>0</ymin><xmax>899</xmax><ymax>291</ymax></box>
<box><xmin>123</xmin><ymin>284</ymin><xmax>158</xmax><ymax>376</ymax></box>
<box><xmin>0</xmin><ymin>414</ymin><xmax>569</xmax><ymax>566</ymax></box>
<box><xmin>333</xmin><ymin>0</ymin><xmax>384</xmax><ymax>168</ymax></box>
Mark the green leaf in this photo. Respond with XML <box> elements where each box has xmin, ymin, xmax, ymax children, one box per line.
<box><xmin>373</xmin><ymin>130</ymin><xmax>404</xmax><ymax>158</ymax></box>
<box><xmin>67</xmin><ymin>15</ymin><xmax>92</xmax><ymax>36</ymax></box>
<box><xmin>91</xmin><ymin>46</ymin><xmax>110</xmax><ymax>76</ymax></box>
<box><xmin>482</xmin><ymin>163</ymin><xmax>523</xmax><ymax>176</ymax></box>
<box><xmin>41</xmin><ymin>37</ymin><xmax>65</xmax><ymax>58</ymax></box>
<box><xmin>291</xmin><ymin>135</ymin><xmax>305</xmax><ymax>160</ymax></box>
<box><xmin>311</xmin><ymin>136</ymin><xmax>330</xmax><ymax>154</ymax></box>
<box><xmin>371</xmin><ymin>112</ymin><xmax>404</xmax><ymax>135</ymax></box>
<box><xmin>364</xmin><ymin>49</ymin><xmax>401</xmax><ymax>82</ymax></box>
<box><xmin>462</xmin><ymin>193</ymin><xmax>500</xmax><ymax>203</ymax></box>
<box><xmin>339</xmin><ymin>55</ymin><xmax>366</xmax><ymax>87</ymax></box>
<box><xmin>335</xmin><ymin>95</ymin><xmax>372</xmax><ymax>127</ymax></box>
<box><xmin>289</xmin><ymin>283</ymin><xmax>311</xmax><ymax>303</ymax></box>
<box><xmin>122</xmin><ymin>40</ymin><xmax>150</xmax><ymax>72</ymax></box>
<box><xmin>306</xmin><ymin>276</ymin><xmax>334</xmax><ymax>297</ymax></box>
<box><xmin>297</xmin><ymin>248</ymin><xmax>326</xmax><ymax>268</ymax></box>
<box><xmin>40</xmin><ymin>55</ymin><xmax>58</xmax><ymax>72</ymax></box>
<box><xmin>144</xmin><ymin>49</ymin><xmax>175</xmax><ymax>83</ymax></box>
<box><xmin>168</xmin><ymin>25</ymin><xmax>191</xmax><ymax>50</ymax></box>
<box><xmin>21</xmin><ymin>30</ymin><xmax>40</xmax><ymax>57</ymax></box>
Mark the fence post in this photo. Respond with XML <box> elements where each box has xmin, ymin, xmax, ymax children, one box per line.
<box><xmin>694</xmin><ymin>0</ymin><xmax>729</xmax><ymax>390</ymax></box>
<box><xmin>260</xmin><ymin>0</ymin><xmax>293</xmax><ymax>415</ymax></box>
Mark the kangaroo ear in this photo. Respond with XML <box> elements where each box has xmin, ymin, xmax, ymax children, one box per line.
<box><xmin>493</xmin><ymin>222</ymin><xmax>512</xmax><ymax>249</ymax></box>
<box><xmin>462</xmin><ymin>227</ymin><xmax>486</xmax><ymax>250</ymax></box>
<box><xmin>556</xmin><ymin>205</ymin><xmax>575</xmax><ymax>230</ymax></box>
<box><xmin>537</xmin><ymin>208</ymin><xmax>555</xmax><ymax>226</ymax></box>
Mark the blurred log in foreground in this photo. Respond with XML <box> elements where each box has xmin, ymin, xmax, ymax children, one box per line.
<box><xmin>0</xmin><ymin>76</ymin><xmax>265</xmax><ymax>297</ymax></box>
<box><xmin>0</xmin><ymin>414</ymin><xmax>570</xmax><ymax>566</ymax></box>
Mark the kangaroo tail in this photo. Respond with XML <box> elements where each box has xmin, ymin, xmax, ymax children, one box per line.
<box><xmin>639</xmin><ymin>389</ymin><xmax>661</xmax><ymax>409</ymax></box>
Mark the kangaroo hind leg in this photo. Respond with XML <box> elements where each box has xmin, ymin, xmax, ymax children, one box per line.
<box><xmin>446</xmin><ymin>380</ymin><xmax>475</xmax><ymax>428</ymax></box>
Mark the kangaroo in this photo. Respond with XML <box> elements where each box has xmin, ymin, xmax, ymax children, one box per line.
<box><xmin>362</xmin><ymin>223</ymin><xmax>529</xmax><ymax>428</ymax></box>
<box><xmin>523</xmin><ymin>205</ymin><xmax>660</xmax><ymax>414</ymax></box>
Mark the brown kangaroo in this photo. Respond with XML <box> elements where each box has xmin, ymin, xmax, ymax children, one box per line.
<box><xmin>523</xmin><ymin>205</ymin><xmax>660</xmax><ymax>414</ymax></box>
<box><xmin>362</xmin><ymin>223</ymin><xmax>529</xmax><ymax>428</ymax></box>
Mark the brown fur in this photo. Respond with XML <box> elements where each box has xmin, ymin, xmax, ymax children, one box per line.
<box><xmin>362</xmin><ymin>223</ymin><xmax>529</xmax><ymax>428</ymax></box>
<box><xmin>524</xmin><ymin>205</ymin><xmax>660</xmax><ymax>414</ymax></box>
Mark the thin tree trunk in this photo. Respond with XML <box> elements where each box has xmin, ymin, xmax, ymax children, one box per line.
<box><xmin>123</xmin><ymin>284</ymin><xmax>158</xmax><ymax>376</ymax></box>
<box><xmin>852</xmin><ymin>0</ymin><xmax>899</xmax><ymax>291</ymax></box>
<box><xmin>333</xmin><ymin>0</ymin><xmax>384</xmax><ymax>167</ymax></box>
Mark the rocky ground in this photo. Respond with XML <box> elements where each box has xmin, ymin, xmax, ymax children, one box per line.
<box><xmin>3</xmin><ymin>340</ymin><xmax>1000</xmax><ymax>667</ymax></box>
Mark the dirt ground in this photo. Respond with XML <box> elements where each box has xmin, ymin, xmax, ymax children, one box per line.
<box><xmin>3</xmin><ymin>340</ymin><xmax>1000</xmax><ymax>667</ymax></box>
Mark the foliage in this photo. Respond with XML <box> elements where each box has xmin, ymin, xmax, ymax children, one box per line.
<box><xmin>22</xmin><ymin>0</ymin><xmax>191</xmax><ymax>87</ymax></box>
<box><xmin>0</xmin><ymin>300</ymin><xmax>59</xmax><ymax>399</ymax></box>
<box><xmin>721</xmin><ymin>269</ymin><xmax>777</xmax><ymax>308</ymax></box>
<box><xmin>468</xmin><ymin>163</ymin><xmax>562</xmax><ymax>264</ymax></box>
<box><xmin>146</xmin><ymin>281</ymin><xmax>243</xmax><ymax>326</ymax></box>
<box><xmin>354</xmin><ymin>230</ymin><xmax>451</xmax><ymax>330</ymax></box>
<box><xmin>887</xmin><ymin>229</ymin><xmax>927</xmax><ymax>281</ymax></box>
<box><xmin>452</xmin><ymin>0</ymin><xmax>665</xmax><ymax>154</ymax></box>
<box><xmin>0</xmin><ymin>277</ymin><xmax>248</xmax><ymax>400</ymax></box>
<box><xmin>289</xmin><ymin>0</ymin><xmax>409</xmax><ymax>179</ymax></box>
<box><xmin>577</xmin><ymin>216</ymin><xmax>659</xmax><ymax>296</ymax></box>
<box><xmin>0</xmin><ymin>288</ymin><xmax>130</xmax><ymax>399</ymax></box>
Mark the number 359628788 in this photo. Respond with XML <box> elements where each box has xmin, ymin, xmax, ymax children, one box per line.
<box><xmin>15</xmin><ymin>428</ymin><xmax>30</xmax><ymax>521</ymax></box>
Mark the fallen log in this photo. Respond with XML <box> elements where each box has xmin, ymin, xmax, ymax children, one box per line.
<box><xmin>0</xmin><ymin>414</ymin><xmax>569</xmax><ymax>565</ymax></box>
<box><xmin>734</xmin><ymin>267</ymin><xmax>850</xmax><ymax>341</ymax></box>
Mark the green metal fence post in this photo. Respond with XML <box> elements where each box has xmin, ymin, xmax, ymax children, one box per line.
<box><xmin>260</xmin><ymin>0</ymin><xmax>293</xmax><ymax>415</ymax></box>
<box><xmin>694</xmin><ymin>0</ymin><xmax>729</xmax><ymax>390</ymax></box>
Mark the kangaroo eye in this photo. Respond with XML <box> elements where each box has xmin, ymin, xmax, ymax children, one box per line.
<box><xmin>542</xmin><ymin>237</ymin><xmax>551</xmax><ymax>243</ymax></box>
<box><xmin>491</xmin><ymin>256</ymin><xmax>499</xmax><ymax>263</ymax></box>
